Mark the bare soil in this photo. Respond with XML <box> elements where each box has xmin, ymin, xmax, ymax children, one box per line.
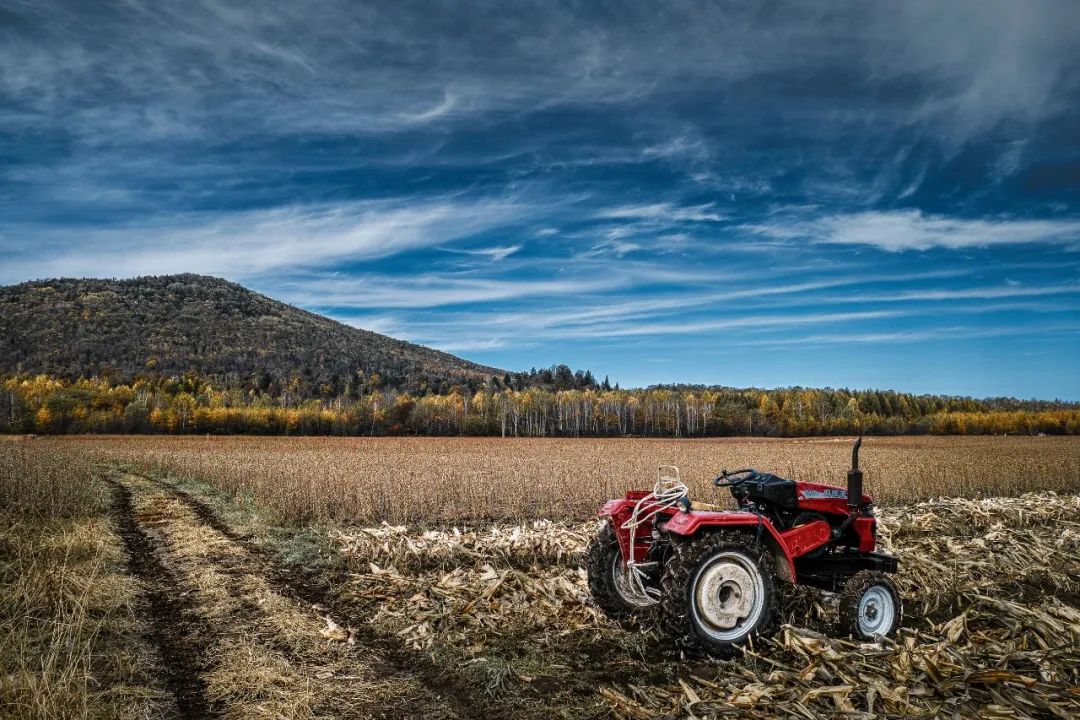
<box><xmin>107</xmin><ymin>478</ymin><xmax>216</xmax><ymax>718</ymax></box>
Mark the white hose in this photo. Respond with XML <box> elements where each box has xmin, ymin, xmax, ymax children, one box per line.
<box><xmin>618</xmin><ymin>465</ymin><xmax>688</xmax><ymax>603</ymax></box>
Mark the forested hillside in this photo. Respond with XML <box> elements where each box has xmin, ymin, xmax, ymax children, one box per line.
<box><xmin>0</xmin><ymin>275</ymin><xmax>500</xmax><ymax>394</ymax></box>
<box><xmin>3</xmin><ymin>274</ymin><xmax>1077</xmax><ymax>437</ymax></box>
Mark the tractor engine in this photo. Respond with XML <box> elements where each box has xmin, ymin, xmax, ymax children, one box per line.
<box><xmin>731</xmin><ymin>472</ymin><xmax>877</xmax><ymax>552</ymax></box>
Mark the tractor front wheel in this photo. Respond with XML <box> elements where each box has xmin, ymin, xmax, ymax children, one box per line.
<box><xmin>585</xmin><ymin>522</ymin><xmax>654</xmax><ymax>626</ymax></box>
<box><xmin>838</xmin><ymin>570</ymin><xmax>902</xmax><ymax>640</ymax></box>
<box><xmin>660</xmin><ymin>531</ymin><xmax>778</xmax><ymax>654</ymax></box>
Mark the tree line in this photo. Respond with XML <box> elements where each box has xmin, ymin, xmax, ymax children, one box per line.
<box><xmin>4</xmin><ymin>374</ymin><xmax>1078</xmax><ymax>437</ymax></box>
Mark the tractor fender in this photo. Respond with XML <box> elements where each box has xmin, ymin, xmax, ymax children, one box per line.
<box><xmin>597</xmin><ymin>498</ymin><xmax>635</xmax><ymax>518</ymax></box>
<box><xmin>597</xmin><ymin>490</ymin><xmax>657</xmax><ymax>519</ymax></box>
<box><xmin>661</xmin><ymin>511</ymin><xmax>797</xmax><ymax>583</ymax></box>
<box><xmin>595</xmin><ymin>496</ymin><xmax>661</xmax><ymax>564</ymax></box>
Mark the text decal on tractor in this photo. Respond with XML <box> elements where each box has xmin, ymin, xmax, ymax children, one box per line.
<box><xmin>586</xmin><ymin>437</ymin><xmax>902</xmax><ymax>653</ymax></box>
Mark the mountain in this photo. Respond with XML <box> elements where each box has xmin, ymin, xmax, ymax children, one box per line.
<box><xmin>0</xmin><ymin>275</ymin><xmax>501</xmax><ymax>394</ymax></box>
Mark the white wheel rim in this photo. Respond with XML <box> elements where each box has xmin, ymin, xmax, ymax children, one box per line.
<box><xmin>857</xmin><ymin>585</ymin><xmax>896</xmax><ymax>637</ymax></box>
<box><xmin>690</xmin><ymin>551</ymin><xmax>765</xmax><ymax>642</ymax></box>
<box><xmin>611</xmin><ymin>554</ymin><xmax>653</xmax><ymax>607</ymax></box>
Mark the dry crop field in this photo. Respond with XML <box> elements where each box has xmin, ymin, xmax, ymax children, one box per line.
<box><xmin>2</xmin><ymin>435</ymin><xmax>1080</xmax><ymax>719</ymax></box>
<box><xmin>39</xmin><ymin>434</ymin><xmax>1080</xmax><ymax>523</ymax></box>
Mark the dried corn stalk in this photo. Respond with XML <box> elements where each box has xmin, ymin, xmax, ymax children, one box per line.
<box><xmin>334</xmin><ymin>492</ymin><xmax>1080</xmax><ymax>719</ymax></box>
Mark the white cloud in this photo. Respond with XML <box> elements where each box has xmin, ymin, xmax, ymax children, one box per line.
<box><xmin>344</xmin><ymin>315</ymin><xmax>408</xmax><ymax>338</ymax></box>
<box><xmin>725</xmin><ymin>322</ymin><xmax>1080</xmax><ymax>349</ymax></box>
<box><xmin>748</xmin><ymin>283</ymin><xmax>1080</xmax><ymax>312</ymax></box>
<box><xmin>441</xmin><ymin>244</ymin><xmax>523</xmax><ymax>262</ymax></box>
<box><xmin>0</xmin><ymin>197</ymin><xmax>533</xmax><ymax>284</ymax></box>
<box><xmin>276</xmin><ymin>273</ymin><xmax>628</xmax><ymax>309</ymax></box>
<box><xmin>871</xmin><ymin>3</ymin><xmax>1079</xmax><ymax>140</ymax></box>
<box><xmin>430</xmin><ymin>338</ymin><xmax>510</xmax><ymax>352</ymax></box>
<box><xmin>581</xmin><ymin>239</ymin><xmax>642</xmax><ymax>258</ymax></box>
<box><xmin>349</xmin><ymin>268</ymin><xmax>971</xmax><ymax>340</ymax></box>
<box><xmin>750</xmin><ymin>211</ymin><xmax>1080</xmax><ymax>252</ymax></box>
<box><xmin>577</xmin><ymin>202</ymin><xmax>731</xmax><ymax>257</ymax></box>
<box><xmin>389</xmin><ymin>308</ymin><xmax>909</xmax><ymax>349</ymax></box>
<box><xmin>399</xmin><ymin>88</ymin><xmax>465</xmax><ymax>124</ymax></box>
<box><xmin>552</xmin><ymin>310</ymin><xmax>903</xmax><ymax>339</ymax></box>
<box><xmin>597</xmin><ymin>202</ymin><xmax>726</xmax><ymax>223</ymax></box>
<box><xmin>873</xmin><ymin>284</ymin><xmax>1080</xmax><ymax>302</ymax></box>
<box><xmin>641</xmin><ymin>135</ymin><xmax>709</xmax><ymax>163</ymax></box>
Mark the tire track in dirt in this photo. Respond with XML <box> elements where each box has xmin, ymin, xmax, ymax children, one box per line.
<box><xmin>106</xmin><ymin>478</ymin><xmax>218</xmax><ymax>719</ymax></box>
<box><xmin>137</xmin><ymin>473</ymin><xmax>489</xmax><ymax>720</ymax></box>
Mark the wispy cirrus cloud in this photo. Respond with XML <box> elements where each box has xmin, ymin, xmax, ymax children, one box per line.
<box><xmin>723</xmin><ymin>322</ymin><xmax>1080</xmax><ymax>349</ymax></box>
<box><xmin>750</xmin><ymin>211</ymin><xmax>1080</xmax><ymax>251</ymax></box>
<box><xmin>429</xmin><ymin>337</ymin><xmax>513</xmax><ymax>352</ymax></box>
<box><xmin>0</xmin><ymin>196</ymin><xmax>535</xmax><ymax>284</ymax></box>
<box><xmin>399</xmin><ymin>88</ymin><xmax>467</xmax><ymax>124</ymax></box>
<box><xmin>273</xmin><ymin>273</ymin><xmax>629</xmax><ymax>310</ymax></box>
<box><xmin>343</xmin><ymin>269</ymin><xmax>1080</xmax><ymax>360</ymax></box>
<box><xmin>532</xmin><ymin>309</ymin><xmax>906</xmax><ymax>339</ymax></box>
<box><xmin>742</xmin><ymin>283</ymin><xmax>1080</xmax><ymax>313</ymax></box>
<box><xmin>432</xmin><ymin>270</ymin><xmax>967</xmax><ymax>330</ymax></box>
<box><xmin>596</xmin><ymin>203</ymin><xmax>726</xmax><ymax>223</ymax></box>
<box><xmin>440</xmin><ymin>244</ymin><xmax>524</xmax><ymax>262</ymax></box>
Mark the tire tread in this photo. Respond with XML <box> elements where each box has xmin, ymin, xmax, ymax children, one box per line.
<box><xmin>586</xmin><ymin>522</ymin><xmax>649</xmax><ymax>628</ymax></box>
<box><xmin>837</xmin><ymin>570</ymin><xmax>902</xmax><ymax>639</ymax></box>
<box><xmin>659</xmin><ymin>530</ymin><xmax>779</xmax><ymax>655</ymax></box>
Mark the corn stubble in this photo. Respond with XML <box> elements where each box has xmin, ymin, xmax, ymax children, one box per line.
<box><xmin>336</xmin><ymin>493</ymin><xmax>1080</xmax><ymax>718</ymax></box>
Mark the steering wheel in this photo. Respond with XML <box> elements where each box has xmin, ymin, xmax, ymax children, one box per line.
<box><xmin>714</xmin><ymin>468</ymin><xmax>758</xmax><ymax>487</ymax></box>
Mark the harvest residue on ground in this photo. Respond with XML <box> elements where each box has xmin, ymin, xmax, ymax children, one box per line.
<box><xmin>2</xmin><ymin>437</ymin><xmax>1079</xmax><ymax>719</ymax></box>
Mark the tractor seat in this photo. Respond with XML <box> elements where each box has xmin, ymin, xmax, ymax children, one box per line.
<box><xmin>738</xmin><ymin>473</ymin><xmax>798</xmax><ymax>510</ymax></box>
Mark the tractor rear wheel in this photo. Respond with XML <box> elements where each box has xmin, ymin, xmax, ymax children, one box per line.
<box><xmin>838</xmin><ymin>570</ymin><xmax>901</xmax><ymax>640</ymax></box>
<box><xmin>660</xmin><ymin>531</ymin><xmax>778</xmax><ymax>654</ymax></box>
<box><xmin>586</xmin><ymin>522</ymin><xmax>653</xmax><ymax>626</ymax></box>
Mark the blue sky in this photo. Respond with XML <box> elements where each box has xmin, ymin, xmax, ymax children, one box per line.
<box><xmin>1</xmin><ymin>2</ymin><xmax>1079</xmax><ymax>399</ymax></box>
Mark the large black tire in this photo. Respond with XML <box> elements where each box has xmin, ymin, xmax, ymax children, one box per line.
<box><xmin>838</xmin><ymin>571</ymin><xmax>902</xmax><ymax>640</ymax></box>
<box><xmin>660</xmin><ymin>531</ymin><xmax>778</xmax><ymax>655</ymax></box>
<box><xmin>585</xmin><ymin>522</ymin><xmax>653</xmax><ymax>627</ymax></box>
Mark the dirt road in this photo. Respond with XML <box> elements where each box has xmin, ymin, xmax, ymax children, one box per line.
<box><xmin>105</xmin><ymin>471</ymin><xmax>482</xmax><ymax>720</ymax></box>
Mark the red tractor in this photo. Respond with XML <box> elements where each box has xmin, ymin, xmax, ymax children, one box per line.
<box><xmin>586</xmin><ymin>438</ymin><xmax>901</xmax><ymax>653</ymax></box>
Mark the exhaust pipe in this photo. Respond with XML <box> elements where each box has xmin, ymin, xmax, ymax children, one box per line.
<box><xmin>847</xmin><ymin>436</ymin><xmax>863</xmax><ymax>508</ymax></box>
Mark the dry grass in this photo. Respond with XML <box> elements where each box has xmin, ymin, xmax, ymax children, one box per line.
<box><xmin>0</xmin><ymin>442</ymin><xmax>167</xmax><ymax>719</ymax></box>
<box><xmin>56</xmin><ymin>434</ymin><xmax>1080</xmax><ymax>524</ymax></box>
<box><xmin>0</xmin><ymin>437</ymin><xmax>101</xmax><ymax>519</ymax></box>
